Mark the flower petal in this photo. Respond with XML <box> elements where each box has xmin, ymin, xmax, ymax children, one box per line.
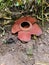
<box><xmin>26</xmin><ymin>16</ymin><xmax>37</xmax><ymax>24</ymax></box>
<box><xmin>15</xmin><ymin>16</ymin><xmax>27</xmax><ymax>24</ymax></box>
<box><xmin>11</xmin><ymin>17</ymin><xmax>26</xmax><ymax>34</ymax></box>
<box><xmin>18</xmin><ymin>31</ymin><xmax>31</xmax><ymax>42</ymax></box>
<box><xmin>30</xmin><ymin>23</ymin><xmax>42</xmax><ymax>36</ymax></box>
<box><xmin>14</xmin><ymin>16</ymin><xmax>37</xmax><ymax>24</ymax></box>
<box><xmin>11</xmin><ymin>23</ymin><xmax>21</xmax><ymax>34</ymax></box>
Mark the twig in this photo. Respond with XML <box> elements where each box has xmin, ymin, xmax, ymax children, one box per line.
<box><xmin>44</xmin><ymin>1</ymin><xmax>49</xmax><ymax>6</ymax></box>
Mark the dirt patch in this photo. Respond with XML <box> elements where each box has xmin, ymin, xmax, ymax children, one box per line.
<box><xmin>0</xmin><ymin>22</ymin><xmax>49</xmax><ymax>65</ymax></box>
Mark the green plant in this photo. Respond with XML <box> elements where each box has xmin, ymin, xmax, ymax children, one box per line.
<box><xmin>42</xmin><ymin>0</ymin><xmax>44</xmax><ymax>26</ymax></box>
<box><xmin>0</xmin><ymin>0</ymin><xmax>13</xmax><ymax>10</ymax></box>
<box><xmin>37</xmin><ymin>0</ymin><xmax>41</xmax><ymax>4</ymax></box>
<box><xmin>36</xmin><ymin>0</ymin><xmax>45</xmax><ymax>26</ymax></box>
<box><xmin>0</xmin><ymin>0</ymin><xmax>48</xmax><ymax>26</ymax></box>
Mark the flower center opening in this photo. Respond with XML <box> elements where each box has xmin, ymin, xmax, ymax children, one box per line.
<box><xmin>21</xmin><ymin>22</ymin><xmax>30</xmax><ymax>28</ymax></box>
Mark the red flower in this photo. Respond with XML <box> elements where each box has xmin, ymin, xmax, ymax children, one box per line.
<box><xmin>11</xmin><ymin>16</ymin><xmax>42</xmax><ymax>42</ymax></box>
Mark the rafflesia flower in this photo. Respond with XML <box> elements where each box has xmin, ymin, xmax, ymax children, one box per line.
<box><xmin>11</xmin><ymin>16</ymin><xmax>42</xmax><ymax>42</ymax></box>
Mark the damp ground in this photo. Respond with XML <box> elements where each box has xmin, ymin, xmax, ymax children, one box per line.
<box><xmin>0</xmin><ymin>22</ymin><xmax>49</xmax><ymax>65</ymax></box>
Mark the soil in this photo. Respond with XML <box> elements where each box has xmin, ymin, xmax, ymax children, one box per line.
<box><xmin>0</xmin><ymin>22</ymin><xmax>49</xmax><ymax>65</ymax></box>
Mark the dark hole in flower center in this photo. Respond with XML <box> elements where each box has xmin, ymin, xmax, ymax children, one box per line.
<box><xmin>21</xmin><ymin>22</ymin><xmax>30</xmax><ymax>28</ymax></box>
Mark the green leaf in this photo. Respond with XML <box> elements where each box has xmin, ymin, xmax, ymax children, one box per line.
<box><xmin>0</xmin><ymin>0</ymin><xmax>3</xmax><ymax>2</ymax></box>
<box><xmin>37</xmin><ymin>0</ymin><xmax>41</xmax><ymax>4</ymax></box>
<box><xmin>15</xmin><ymin>2</ymin><xmax>19</xmax><ymax>6</ymax></box>
<box><xmin>26</xmin><ymin>0</ymin><xmax>29</xmax><ymax>3</ymax></box>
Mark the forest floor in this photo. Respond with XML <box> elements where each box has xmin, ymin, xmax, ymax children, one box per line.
<box><xmin>0</xmin><ymin>22</ymin><xmax>49</xmax><ymax>65</ymax></box>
